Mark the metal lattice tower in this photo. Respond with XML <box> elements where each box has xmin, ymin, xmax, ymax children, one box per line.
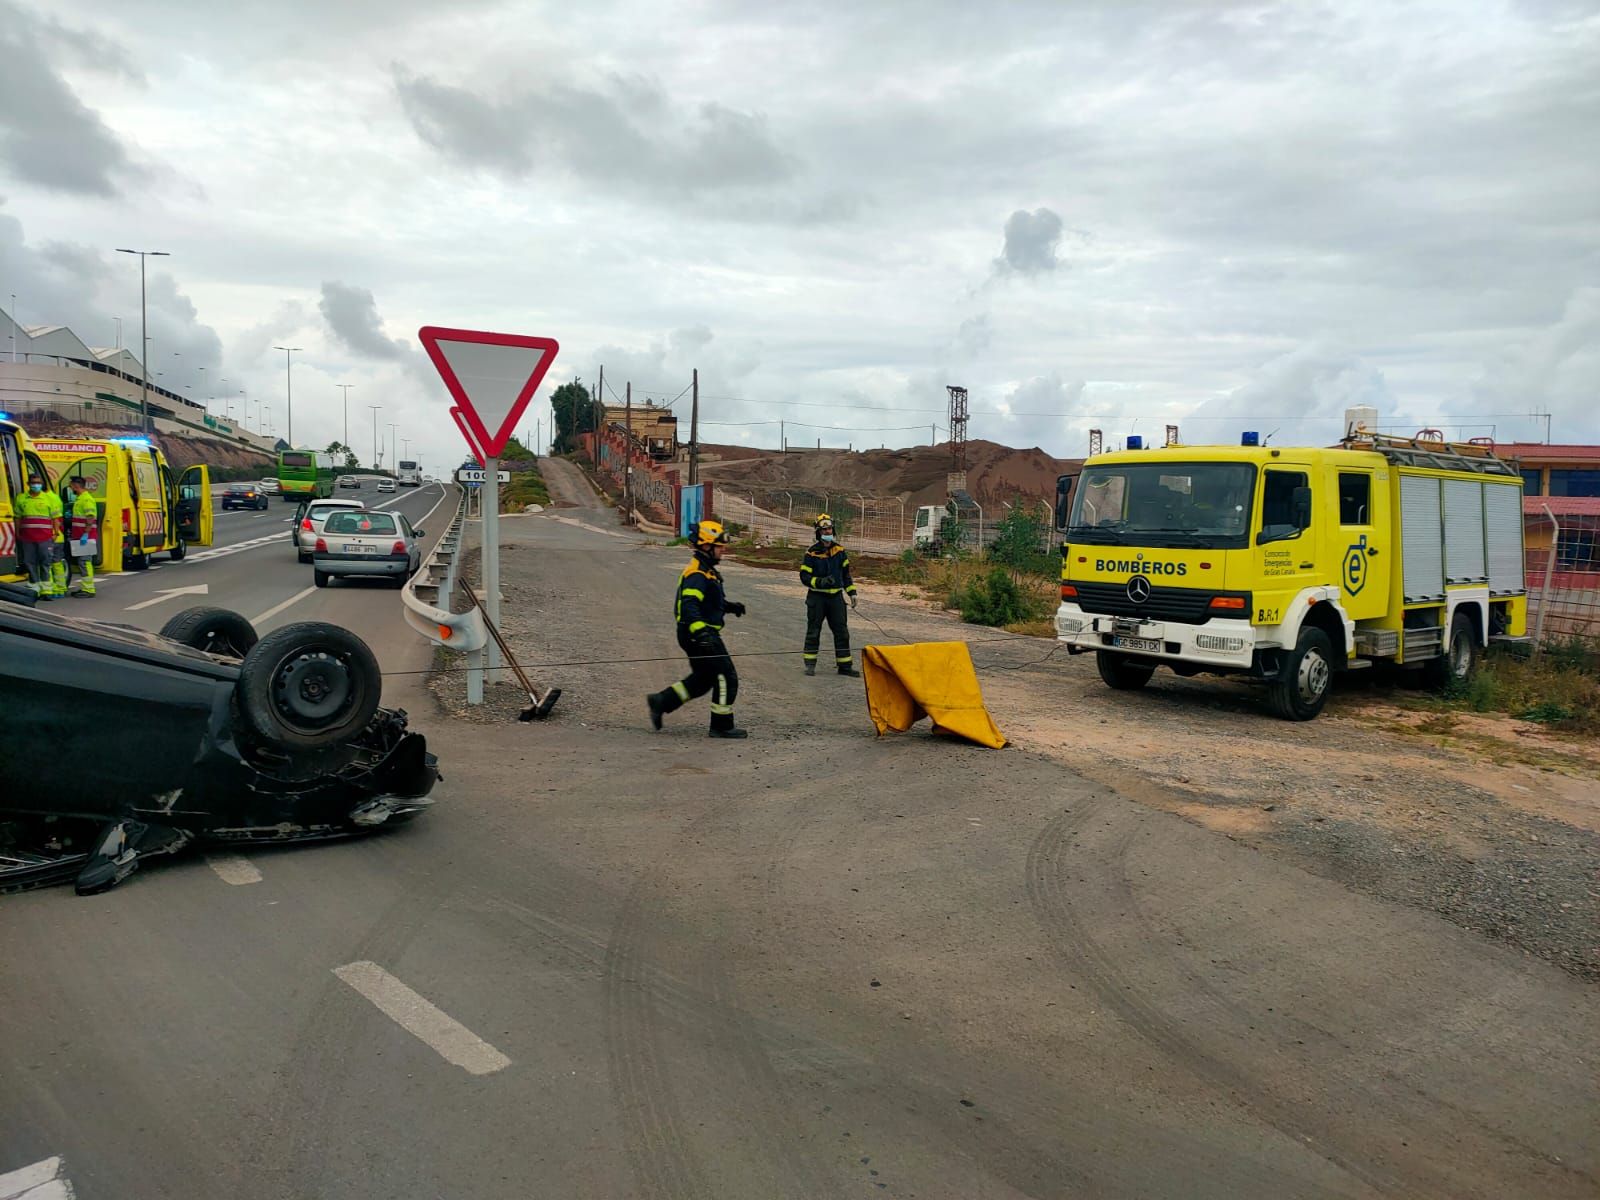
<box><xmin>1088</xmin><ymin>428</ymin><xmax>1103</xmax><ymax>456</ymax></box>
<box><xmin>946</xmin><ymin>385</ymin><xmax>969</xmax><ymax>471</ymax></box>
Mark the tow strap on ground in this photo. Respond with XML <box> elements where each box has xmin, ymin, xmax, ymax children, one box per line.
<box><xmin>861</xmin><ymin>641</ymin><xmax>1009</xmax><ymax>749</ymax></box>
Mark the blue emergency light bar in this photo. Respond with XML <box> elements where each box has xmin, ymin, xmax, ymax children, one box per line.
<box><xmin>1241</xmin><ymin>431</ymin><xmax>1260</xmax><ymax>446</ymax></box>
<box><xmin>0</xmin><ymin>412</ymin><xmax>11</xmax><ymax>421</ymax></box>
<box><xmin>113</xmin><ymin>437</ymin><xmax>152</xmax><ymax>446</ymax></box>
<box><xmin>1126</xmin><ymin>435</ymin><xmax>1144</xmax><ymax>450</ymax></box>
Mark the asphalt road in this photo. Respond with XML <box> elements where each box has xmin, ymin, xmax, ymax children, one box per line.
<box><xmin>1</xmin><ymin>459</ymin><xmax>1594</xmax><ymax>1199</ymax></box>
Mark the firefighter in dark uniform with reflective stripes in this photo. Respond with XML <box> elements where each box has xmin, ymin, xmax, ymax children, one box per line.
<box><xmin>799</xmin><ymin>513</ymin><xmax>859</xmax><ymax>676</ymax></box>
<box><xmin>647</xmin><ymin>519</ymin><xmax>749</xmax><ymax>738</ymax></box>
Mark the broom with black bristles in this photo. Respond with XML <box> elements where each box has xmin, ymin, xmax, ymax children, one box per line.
<box><xmin>460</xmin><ymin>581</ymin><xmax>561</xmax><ymax>720</ymax></box>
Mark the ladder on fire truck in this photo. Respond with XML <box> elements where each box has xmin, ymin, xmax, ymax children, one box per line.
<box><xmin>1342</xmin><ymin>430</ymin><xmax>1518</xmax><ymax>477</ymax></box>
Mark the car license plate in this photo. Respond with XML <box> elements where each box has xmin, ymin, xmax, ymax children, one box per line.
<box><xmin>1113</xmin><ymin>635</ymin><xmax>1161</xmax><ymax>653</ymax></box>
<box><xmin>343</xmin><ymin>544</ymin><xmax>375</xmax><ymax>553</ymax></box>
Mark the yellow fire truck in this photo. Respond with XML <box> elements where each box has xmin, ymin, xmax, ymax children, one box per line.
<box><xmin>1053</xmin><ymin>421</ymin><xmax>1527</xmax><ymax>720</ymax></box>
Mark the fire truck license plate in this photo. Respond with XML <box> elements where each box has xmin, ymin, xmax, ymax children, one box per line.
<box><xmin>1113</xmin><ymin>635</ymin><xmax>1161</xmax><ymax>653</ymax></box>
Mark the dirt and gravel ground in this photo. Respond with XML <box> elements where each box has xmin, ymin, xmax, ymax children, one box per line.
<box><xmin>408</xmin><ymin>463</ymin><xmax>1600</xmax><ymax>1198</ymax></box>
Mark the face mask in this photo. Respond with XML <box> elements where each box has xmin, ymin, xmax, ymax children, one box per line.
<box><xmin>820</xmin><ymin>533</ymin><xmax>835</xmax><ymax>543</ymax></box>
<box><xmin>28</xmin><ymin>483</ymin><xmax>42</xmax><ymax>493</ymax></box>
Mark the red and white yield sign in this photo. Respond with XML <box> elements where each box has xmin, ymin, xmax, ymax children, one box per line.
<box><xmin>419</xmin><ymin>326</ymin><xmax>560</xmax><ymax>458</ymax></box>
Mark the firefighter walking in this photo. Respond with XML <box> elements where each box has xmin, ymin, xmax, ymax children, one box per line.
<box><xmin>800</xmin><ymin>513</ymin><xmax>859</xmax><ymax>676</ymax></box>
<box><xmin>16</xmin><ymin>473</ymin><xmax>62</xmax><ymax>599</ymax></box>
<box><xmin>646</xmin><ymin>519</ymin><xmax>749</xmax><ymax>739</ymax></box>
<box><xmin>66</xmin><ymin>476</ymin><xmax>99</xmax><ymax>596</ymax></box>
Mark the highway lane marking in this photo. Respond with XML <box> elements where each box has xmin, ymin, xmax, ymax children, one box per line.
<box><xmin>206</xmin><ymin>854</ymin><xmax>263</xmax><ymax>885</ymax></box>
<box><xmin>250</xmin><ymin>586</ymin><xmax>317</xmax><ymax>626</ymax></box>
<box><xmin>332</xmin><ymin>961</ymin><xmax>511</xmax><ymax>1076</ymax></box>
<box><xmin>0</xmin><ymin>1155</ymin><xmax>74</xmax><ymax>1199</ymax></box>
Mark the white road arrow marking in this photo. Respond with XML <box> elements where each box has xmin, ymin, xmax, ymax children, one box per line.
<box><xmin>123</xmin><ymin>584</ymin><xmax>209</xmax><ymax>612</ymax></box>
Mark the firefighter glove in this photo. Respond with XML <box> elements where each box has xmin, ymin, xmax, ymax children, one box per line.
<box><xmin>725</xmin><ymin>601</ymin><xmax>746</xmax><ymax>618</ymax></box>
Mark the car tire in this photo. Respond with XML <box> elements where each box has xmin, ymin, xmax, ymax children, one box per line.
<box><xmin>1096</xmin><ymin>649</ymin><xmax>1156</xmax><ymax>691</ymax></box>
<box><xmin>1267</xmin><ymin>627</ymin><xmax>1334</xmax><ymax>721</ymax></box>
<box><xmin>127</xmin><ymin>551</ymin><xmax>149</xmax><ymax>571</ymax></box>
<box><xmin>314</xmin><ymin>569</ymin><xmax>330</xmax><ymax>588</ymax></box>
<box><xmin>1423</xmin><ymin>612</ymin><xmax>1479</xmax><ymax>691</ymax></box>
<box><xmin>160</xmin><ymin>606</ymin><xmax>259</xmax><ymax>657</ymax></box>
<box><xmin>170</xmin><ymin>540</ymin><xmax>186</xmax><ymax>561</ymax></box>
<box><xmin>236</xmin><ymin>622</ymin><xmax>382</xmax><ymax>752</ymax></box>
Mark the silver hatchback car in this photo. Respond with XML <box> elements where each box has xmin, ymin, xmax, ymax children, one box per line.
<box><xmin>311</xmin><ymin>509</ymin><xmax>424</xmax><ymax>588</ymax></box>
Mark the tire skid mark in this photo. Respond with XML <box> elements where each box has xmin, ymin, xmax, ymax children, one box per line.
<box><xmin>603</xmin><ymin>876</ymin><xmax>709</xmax><ymax>1200</ymax></box>
<box><xmin>1025</xmin><ymin>803</ymin><xmax>1390</xmax><ymax>1197</ymax></box>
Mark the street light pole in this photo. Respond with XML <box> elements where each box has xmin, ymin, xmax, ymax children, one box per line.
<box><xmin>336</xmin><ymin>383</ymin><xmax>353</xmax><ymax>449</ymax></box>
<box><xmin>388</xmin><ymin>423</ymin><xmax>398</xmax><ymax>474</ymax></box>
<box><xmin>115</xmin><ymin>249</ymin><xmax>169</xmax><ymax>434</ymax></box>
<box><xmin>368</xmin><ymin>405</ymin><xmax>382</xmax><ymax>468</ymax></box>
<box><xmin>273</xmin><ymin>346</ymin><xmax>302</xmax><ymax>446</ymax></box>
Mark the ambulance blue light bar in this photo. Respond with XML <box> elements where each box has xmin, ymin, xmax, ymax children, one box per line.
<box><xmin>1241</xmin><ymin>431</ymin><xmax>1260</xmax><ymax>446</ymax></box>
<box><xmin>113</xmin><ymin>437</ymin><xmax>152</xmax><ymax>445</ymax></box>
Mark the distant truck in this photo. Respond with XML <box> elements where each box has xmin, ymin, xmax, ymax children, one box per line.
<box><xmin>911</xmin><ymin>495</ymin><xmax>999</xmax><ymax>555</ymax></box>
<box><xmin>1053</xmin><ymin>423</ymin><xmax>1527</xmax><ymax>720</ymax></box>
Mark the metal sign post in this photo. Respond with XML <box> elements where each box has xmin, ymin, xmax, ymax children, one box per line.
<box><xmin>483</xmin><ymin>454</ymin><xmax>502</xmax><ymax>680</ymax></box>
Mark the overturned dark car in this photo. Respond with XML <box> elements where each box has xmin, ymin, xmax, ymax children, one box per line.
<box><xmin>0</xmin><ymin>584</ymin><xmax>438</xmax><ymax>894</ymax></box>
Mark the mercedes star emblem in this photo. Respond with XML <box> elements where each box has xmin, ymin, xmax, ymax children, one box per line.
<box><xmin>1126</xmin><ymin>575</ymin><xmax>1152</xmax><ymax>604</ymax></box>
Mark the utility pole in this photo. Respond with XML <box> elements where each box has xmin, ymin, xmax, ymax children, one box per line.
<box><xmin>273</xmin><ymin>346</ymin><xmax>302</xmax><ymax>446</ymax></box>
<box><xmin>115</xmin><ymin>248</ymin><xmax>170</xmax><ymax>433</ymax></box>
<box><xmin>388</xmin><ymin>423</ymin><xmax>398</xmax><ymax>474</ymax></box>
<box><xmin>368</xmin><ymin>405</ymin><xmax>382</xmax><ymax>467</ymax></box>
<box><xmin>595</xmin><ymin>364</ymin><xmax>604</xmax><ymax>464</ymax></box>
<box><xmin>624</xmin><ymin>381</ymin><xmax>633</xmax><ymax>524</ymax></box>
<box><xmin>337</xmin><ymin>383</ymin><xmax>353</xmax><ymax>448</ymax></box>
<box><xmin>688</xmin><ymin>368</ymin><xmax>701</xmax><ymax>484</ymax></box>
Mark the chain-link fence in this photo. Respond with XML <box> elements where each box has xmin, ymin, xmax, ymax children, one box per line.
<box><xmin>1527</xmin><ymin>511</ymin><xmax>1600</xmax><ymax>652</ymax></box>
<box><xmin>718</xmin><ymin>489</ymin><xmax>908</xmax><ymax>555</ymax></box>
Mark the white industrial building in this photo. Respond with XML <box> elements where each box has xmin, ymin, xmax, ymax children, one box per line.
<box><xmin>0</xmin><ymin>305</ymin><xmax>276</xmax><ymax>454</ymax></box>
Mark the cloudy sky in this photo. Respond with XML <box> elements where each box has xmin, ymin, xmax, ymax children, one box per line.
<box><xmin>2</xmin><ymin>0</ymin><xmax>1597</xmax><ymax>467</ymax></box>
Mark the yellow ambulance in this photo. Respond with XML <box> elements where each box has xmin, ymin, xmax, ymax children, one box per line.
<box><xmin>0</xmin><ymin>415</ymin><xmax>53</xmax><ymax>584</ymax></box>
<box><xmin>32</xmin><ymin>436</ymin><xmax>214</xmax><ymax>572</ymax></box>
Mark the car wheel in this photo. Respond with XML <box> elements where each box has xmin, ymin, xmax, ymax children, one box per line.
<box><xmin>159</xmin><ymin>606</ymin><xmax>259</xmax><ymax>657</ymax></box>
<box><xmin>127</xmin><ymin>551</ymin><xmax>149</xmax><ymax>571</ymax></box>
<box><xmin>314</xmin><ymin>569</ymin><xmax>330</xmax><ymax>588</ymax></box>
<box><xmin>1267</xmin><ymin>627</ymin><xmax>1334</xmax><ymax>720</ymax></box>
<box><xmin>236</xmin><ymin>622</ymin><xmax>382</xmax><ymax>752</ymax></box>
<box><xmin>169</xmin><ymin>540</ymin><xmax>186</xmax><ymax>561</ymax></box>
<box><xmin>1096</xmin><ymin>649</ymin><xmax>1156</xmax><ymax>691</ymax></box>
<box><xmin>1423</xmin><ymin>612</ymin><xmax>1479</xmax><ymax>691</ymax></box>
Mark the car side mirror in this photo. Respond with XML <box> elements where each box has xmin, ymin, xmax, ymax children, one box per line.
<box><xmin>1292</xmin><ymin>486</ymin><xmax>1313</xmax><ymax>530</ymax></box>
<box><xmin>1054</xmin><ymin>473</ymin><xmax>1078</xmax><ymax>532</ymax></box>
<box><xmin>412</xmin><ymin>528</ymin><xmax>425</xmax><ymax>538</ymax></box>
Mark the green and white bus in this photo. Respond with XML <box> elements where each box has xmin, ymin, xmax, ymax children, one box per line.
<box><xmin>277</xmin><ymin>449</ymin><xmax>337</xmax><ymax>501</ymax></box>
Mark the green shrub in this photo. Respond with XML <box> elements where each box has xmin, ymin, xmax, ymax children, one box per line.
<box><xmin>953</xmin><ymin>567</ymin><xmax>1049</xmax><ymax>627</ymax></box>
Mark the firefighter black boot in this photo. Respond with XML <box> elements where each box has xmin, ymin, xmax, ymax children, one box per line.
<box><xmin>804</xmin><ymin>659</ymin><xmax>816</xmax><ymax>676</ymax></box>
<box><xmin>709</xmin><ymin>712</ymin><xmax>749</xmax><ymax>739</ymax></box>
<box><xmin>837</xmin><ymin>660</ymin><xmax>860</xmax><ymax>677</ymax></box>
<box><xmin>647</xmin><ymin>692</ymin><xmax>666</xmax><ymax>731</ymax></box>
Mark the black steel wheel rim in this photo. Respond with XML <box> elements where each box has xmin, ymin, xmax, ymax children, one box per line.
<box><xmin>270</xmin><ymin>648</ymin><xmax>357</xmax><ymax>732</ymax></box>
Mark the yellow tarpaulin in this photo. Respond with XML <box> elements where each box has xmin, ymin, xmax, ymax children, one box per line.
<box><xmin>861</xmin><ymin>641</ymin><xmax>1009</xmax><ymax>749</ymax></box>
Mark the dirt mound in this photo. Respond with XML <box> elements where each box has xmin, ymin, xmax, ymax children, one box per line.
<box><xmin>699</xmin><ymin>439</ymin><xmax>1081</xmax><ymax>507</ymax></box>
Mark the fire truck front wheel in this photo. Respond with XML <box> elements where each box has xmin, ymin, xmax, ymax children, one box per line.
<box><xmin>1096</xmin><ymin>650</ymin><xmax>1156</xmax><ymax>691</ymax></box>
<box><xmin>1268</xmin><ymin>627</ymin><xmax>1333</xmax><ymax>721</ymax></box>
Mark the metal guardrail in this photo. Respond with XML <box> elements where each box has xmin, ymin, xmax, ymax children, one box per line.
<box><xmin>401</xmin><ymin>489</ymin><xmax>487</xmax><ymax>653</ymax></box>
